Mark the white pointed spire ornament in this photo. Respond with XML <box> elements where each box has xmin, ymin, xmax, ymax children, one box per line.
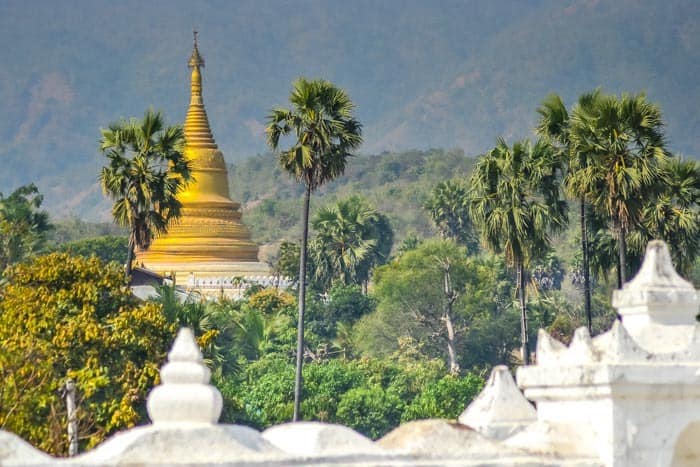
<box><xmin>458</xmin><ymin>365</ymin><xmax>536</xmax><ymax>439</ymax></box>
<box><xmin>76</xmin><ymin>328</ymin><xmax>282</xmax><ymax>465</ymax></box>
<box><xmin>612</xmin><ymin>240</ymin><xmax>699</xmax><ymax>353</ymax></box>
<box><xmin>147</xmin><ymin>328</ymin><xmax>223</xmax><ymax>424</ymax></box>
<box><xmin>613</xmin><ymin>240</ymin><xmax>698</xmax><ymax>325</ymax></box>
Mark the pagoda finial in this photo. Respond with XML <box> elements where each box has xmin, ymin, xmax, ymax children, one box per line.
<box><xmin>184</xmin><ymin>32</ymin><xmax>217</xmax><ymax>149</ymax></box>
<box><xmin>188</xmin><ymin>29</ymin><xmax>205</xmax><ymax>69</ymax></box>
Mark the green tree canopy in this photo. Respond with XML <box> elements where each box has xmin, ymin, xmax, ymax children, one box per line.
<box><xmin>0</xmin><ymin>184</ymin><xmax>52</xmax><ymax>272</ymax></box>
<box><xmin>54</xmin><ymin>235</ymin><xmax>128</xmax><ymax>265</ymax></box>
<box><xmin>219</xmin><ymin>353</ymin><xmax>483</xmax><ymax>440</ymax></box>
<box><xmin>357</xmin><ymin>242</ymin><xmax>521</xmax><ymax>371</ymax></box>
<box><xmin>357</xmin><ymin>239</ymin><xmax>472</xmax><ymax>373</ymax></box>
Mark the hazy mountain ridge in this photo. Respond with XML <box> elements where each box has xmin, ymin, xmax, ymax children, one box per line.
<box><xmin>0</xmin><ymin>0</ymin><xmax>697</xmax><ymax>219</ymax></box>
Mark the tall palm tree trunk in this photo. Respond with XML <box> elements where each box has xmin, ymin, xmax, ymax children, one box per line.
<box><xmin>580</xmin><ymin>199</ymin><xmax>592</xmax><ymax>333</ymax></box>
<box><xmin>517</xmin><ymin>261</ymin><xmax>530</xmax><ymax>365</ymax></box>
<box><xmin>616</xmin><ymin>221</ymin><xmax>627</xmax><ymax>289</ymax></box>
<box><xmin>293</xmin><ymin>185</ymin><xmax>311</xmax><ymax>422</ymax></box>
<box><xmin>125</xmin><ymin>233</ymin><xmax>135</xmax><ymax>278</ymax></box>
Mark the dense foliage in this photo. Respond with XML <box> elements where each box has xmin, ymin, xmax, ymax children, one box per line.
<box><xmin>0</xmin><ymin>253</ymin><xmax>174</xmax><ymax>455</ymax></box>
<box><xmin>0</xmin><ymin>184</ymin><xmax>52</xmax><ymax>272</ymax></box>
<box><xmin>145</xmin><ymin>284</ymin><xmax>486</xmax><ymax>440</ymax></box>
<box><xmin>355</xmin><ymin>241</ymin><xmax>524</xmax><ymax>371</ymax></box>
<box><xmin>53</xmin><ymin>236</ymin><xmax>128</xmax><ymax>264</ymax></box>
<box><xmin>220</xmin><ymin>355</ymin><xmax>480</xmax><ymax>439</ymax></box>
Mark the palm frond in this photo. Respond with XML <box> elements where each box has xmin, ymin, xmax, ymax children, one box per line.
<box><xmin>99</xmin><ymin>110</ymin><xmax>188</xmax><ymax>251</ymax></box>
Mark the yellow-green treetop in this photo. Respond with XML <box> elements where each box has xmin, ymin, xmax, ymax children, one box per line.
<box><xmin>0</xmin><ymin>253</ymin><xmax>175</xmax><ymax>455</ymax></box>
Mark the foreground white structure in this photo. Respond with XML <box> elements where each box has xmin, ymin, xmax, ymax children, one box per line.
<box><xmin>2</xmin><ymin>241</ymin><xmax>698</xmax><ymax>466</ymax></box>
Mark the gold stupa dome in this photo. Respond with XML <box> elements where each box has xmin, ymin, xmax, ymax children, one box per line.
<box><xmin>135</xmin><ymin>32</ymin><xmax>269</xmax><ymax>290</ymax></box>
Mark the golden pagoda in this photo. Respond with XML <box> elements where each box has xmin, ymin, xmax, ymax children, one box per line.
<box><xmin>136</xmin><ymin>33</ymin><xmax>269</xmax><ymax>291</ymax></box>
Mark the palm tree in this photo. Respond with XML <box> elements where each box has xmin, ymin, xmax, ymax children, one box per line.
<box><xmin>310</xmin><ymin>196</ymin><xmax>393</xmax><ymax>292</ymax></box>
<box><xmin>265</xmin><ymin>78</ymin><xmax>362</xmax><ymax>421</ymax></box>
<box><xmin>469</xmin><ymin>138</ymin><xmax>567</xmax><ymax>364</ymax></box>
<box><xmin>424</xmin><ymin>179</ymin><xmax>479</xmax><ymax>253</ymax></box>
<box><xmin>99</xmin><ymin>109</ymin><xmax>192</xmax><ymax>277</ymax></box>
<box><xmin>631</xmin><ymin>157</ymin><xmax>700</xmax><ymax>275</ymax></box>
<box><xmin>569</xmin><ymin>92</ymin><xmax>668</xmax><ymax>287</ymax></box>
<box><xmin>536</xmin><ymin>90</ymin><xmax>601</xmax><ymax>332</ymax></box>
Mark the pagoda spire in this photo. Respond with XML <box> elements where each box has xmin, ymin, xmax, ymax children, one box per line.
<box><xmin>135</xmin><ymin>32</ymin><xmax>266</xmax><ymax>294</ymax></box>
<box><xmin>184</xmin><ymin>30</ymin><xmax>216</xmax><ymax>149</ymax></box>
<box><xmin>189</xmin><ymin>30</ymin><xmax>205</xmax><ymax>69</ymax></box>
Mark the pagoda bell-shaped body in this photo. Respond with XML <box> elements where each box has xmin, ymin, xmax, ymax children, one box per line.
<box><xmin>135</xmin><ymin>34</ymin><xmax>268</xmax><ymax>288</ymax></box>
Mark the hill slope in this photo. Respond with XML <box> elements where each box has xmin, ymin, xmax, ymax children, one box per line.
<box><xmin>0</xmin><ymin>0</ymin><xmax>698</xmax><ymax>219</ymax></box>
<box><xmin>230</xmin><ymin>149</ymin><xmax>474</xmax><ymax>252</ymax></box>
